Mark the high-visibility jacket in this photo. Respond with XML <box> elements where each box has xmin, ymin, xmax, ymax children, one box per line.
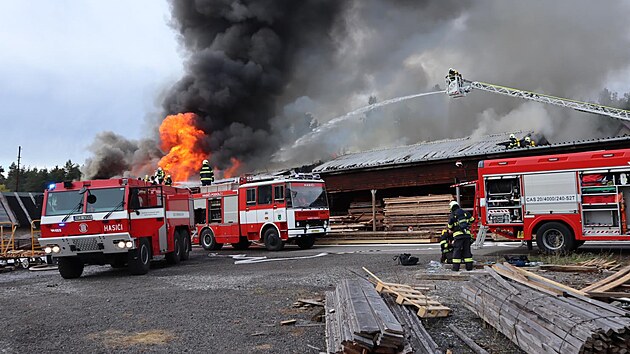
<box><xmin>164</xmin><ymin>176</ymin><xmax>173</xmax><ymax>186</ymax></box>
<box><xmin>448</xmin><ymin>208</ymin><xmax>475</xmax><ymax>238</ymax></box>
<box><xmin>439</xmin><ymin>229</ymin><xmax>454</xmax><ymax>254</ymax></box>
<box><xmin>155</xmin><ymin>169</ymin><xmax>165</xmax><ymax>180</ymax></box>
<box><xmin>200</xmin><ymin>164</ymin><xmax>214</xmax><ymax>182</ymax></box>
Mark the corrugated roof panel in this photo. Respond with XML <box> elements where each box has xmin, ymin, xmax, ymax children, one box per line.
<box><xmin>314</xmin><ymin>132</ymin><xmax>630</xmax><ymax>173</ymax></box>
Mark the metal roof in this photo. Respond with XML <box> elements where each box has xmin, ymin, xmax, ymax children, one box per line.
<box><xmin>313</xmin><ymin>132</ymin><xmax>630</xmax><ymax>174</ymax></box>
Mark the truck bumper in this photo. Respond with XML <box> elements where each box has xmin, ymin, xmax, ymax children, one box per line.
<box><xmin>287</xmin><ymin>227</ymin><xmax>329</xmax><ymax>238</ymax></box>
<box><xmin>38</xmin><ymin>233</ymin><xmax>135</xmax><ymax>257</ymax></box>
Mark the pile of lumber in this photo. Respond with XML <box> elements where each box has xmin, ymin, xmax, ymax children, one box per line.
<box><xmin>326</xmin><ymin>279</ymin><xmax>405</xmax><ymax>353</ymax></box>
<box><xmin>330</xmin><ymin>201</ymin><xmax>384</xmax><ymax>232</ymax></box>
<box><xmin>383</xmin><ymin>195</ymin><xmax>451</xmax><ymax>234</ymax></box>
<box><xmin>582</xmin><ymin>265</ymin><xmax>630</xmax><ymax>299</ymax></box>
<box><xmin>317</xmin><ymin>231</ymin><xmax>440</xmax><ymax>244</ymax></box>
<box><xmin>462</xmin><ymin>263</ymin><xmax>630</xmax><ymax>354</ymax></box>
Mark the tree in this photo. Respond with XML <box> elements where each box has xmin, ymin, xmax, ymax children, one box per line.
<box><xmin>64</xmin><ymin>160</ymin><xmax>81</xmax><ymax>181</ymax></box>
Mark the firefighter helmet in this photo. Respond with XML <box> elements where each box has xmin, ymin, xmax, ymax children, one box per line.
<box><xmin>524</xmin><ymin>136</ymin><xmax>531</xmax><ymax>142</ymax></box>
<box><xmin>509</xmin><ymin>133</ymin><xmax>516</xmax><ymax>139</ymax></box>
<box><xmin>449</xmin><ymin>201</ymin><xmax>459</xmax><ymax>210</ymax></box>
<box><xmin>202</xmin><ymin>159</ymin><xmax>209</xmax><ymax>165</ymax></box>
<box><xmin>157</xmin><ymin>167</ymin><xmax>163</xmax><ymax>171</ymax></box>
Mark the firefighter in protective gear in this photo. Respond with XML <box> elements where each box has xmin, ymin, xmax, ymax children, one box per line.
<box><xmin>439</xmin><ymin>229</ymin><xmax>454</xmax><ymax>264</ymax></box>
<box><xmin>143</xmin><ymin>175</ymin><xmax>150</xmax><ymax>183</ymax></box>
<box><xmin>155</xmin><ymin>167</ymin><xmax>165</xmax><ymax>184</ymax></box>
<box><xmin>524</xmin><ymin>136</ymin><xmax>536</xmax><ymax>147</ymax></box>
<box><xmin>508</xmin><ymin>133</ymin><xmax>520</xmax><ymax>149</ymax></box>
<box><xmin>447</xmin><ymin>201</ymin><xmax>475</xmax><ymax>271</ymax></box>
<box><xmin>200</xmin><ymin>160</ymin><xmax>214</xmax><ymax>186</ymax></box>
<box><xmin>164</xmin><ymin>174</ymin><xmax>173</xmax><ymax>186</ymax></box>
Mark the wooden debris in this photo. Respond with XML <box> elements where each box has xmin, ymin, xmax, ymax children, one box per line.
<box><xmin>297</xmin><ymin>298</ymin><xmax>325</xmax><ymax>307</ymax></box>
<box><xmin>463</xmin><ymin>263</ymin><xmax>630</xmax><ymax>354</ymax></box>
<box><xmin>330</xmin><ymin>201</ymin><xmax>384</xmax><ymax>232</ymax></box>
<box><xmin>364</xmin><ymin>267</ymin><xmax>450</xmax><ymax>318</ymax></box>
<box><xmin>538</xmin><ymin>264</ymin><xmax>599</xmax><ymax>273</ymax></box>
<box><xmin>448</xmin><ymin>324</ymin><xmax>489</xmax><ymax>354</ymax></box>
<box><xmin>325</xmin><ymin>279</ymin><xmax>405</xmax><ymax>354</ymax></box>
<box><xmin>578</xmin><ymin>258</ymin><xmax>620</xmax><ymax>270</ymax></box>
<box><xmin>383</xmin><ymin>296</ymin><xmax>440</xmax><ymax>354</ymax></box>
<box><xmin>415</xmin><ymin>272</ymin><xmax>476</xmax><ymax>281</ymax></box>
<box><xmin>582</xmin><ymin>265</ymin><xmax>630</xmax><ymax>300</ymax></box>
<box><xmin>280</xmin><ymin>319</ymin><xmax>297</xmax><ymax>326</ymax></box>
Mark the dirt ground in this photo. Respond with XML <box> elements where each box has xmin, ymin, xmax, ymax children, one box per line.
<box><xmin>0</xmin><ymin>242</ymin><xmax>628</xmax><ymax>354</ymax></box>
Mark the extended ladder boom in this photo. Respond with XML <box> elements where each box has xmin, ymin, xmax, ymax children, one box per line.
<box><xmin>445</xmin><ymin>69</ymin><xmax>630</xmax><ymax>122</ymax></box>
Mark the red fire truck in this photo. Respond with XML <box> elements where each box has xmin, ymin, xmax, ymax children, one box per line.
<box><xmin>466</xmin><ymin>148</ymin><xmax>630</xmax><ymax>253</ymax></box>
<box><xmin>191</xmin><ymin>173</ymin><xmax>330</xmax><ymax>251</ymax></box>
<box><xmin>38</xmin><ymin>178</ymin><xmax>194</xmax><ymax>278</ymax></box>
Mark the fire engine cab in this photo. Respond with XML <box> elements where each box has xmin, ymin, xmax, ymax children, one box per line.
<box><xmin>39</xmin><ymin>179</ymin><xmax>194</xmax><ymax>279</ymax></box>
<box><xmin>468</xmin><ymin>148</ymin><xmax>630</xmax><ymax>253</ymax></box>
<box><xmin>192</xmin><ymin>173</ymin><xmax>330</xmax><ymax>251</ymax></box>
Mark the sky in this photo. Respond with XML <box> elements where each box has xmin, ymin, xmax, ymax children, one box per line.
<box><xmin>0</xmin><ymin>0</ymin><xmax>182</xmax><ymax>170</ymax></box>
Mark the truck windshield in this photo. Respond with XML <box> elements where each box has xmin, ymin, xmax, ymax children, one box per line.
<box><xmin>45</xmin><ymin>191</ymin><xmax>83</xmax><ymax>216</ymax></box>
<box><xmin>88</xmin><ymin>188</ymin><xmax>126</xmax><ymax>213</ymax></box>
<box><xmin>289</xmin><ymin>184</ymin><xmax>328</xmax><ymax>208</ymax></box>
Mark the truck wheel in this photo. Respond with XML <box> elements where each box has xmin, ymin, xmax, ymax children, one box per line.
<box><xmin>536</xmin><ymin>222</ymin><xmax>575</xmax><ymax>254</ymax></box>
<box><xmin>128</xmin><ymin>238</ymin><xmax>151</xmax><ymax>275</ymax></box>
<box><xmin>200</xmin><ymin>229</ymin><xmax>223</xmax><ymax>250</ymax></box>
<box><xmin>180</xmin><ymin>230</ymin><xmax>191</xmax><ymax>261</ymax></box>
<box><xmin>231</xmin><ymin>237</ymin><xmax>251</xmax><ymax>250</ymax></box>
<box><xmin>296</xmin><ymin>235</ymin><xmax>316</xmax><ymax>249</ymax></box>
<box><xmin>165</xmin><ymin>233</ymin><xmax>182</xmax><ymax>265</ymax></box>
<box><xmin>264</xmin><ymin>228</ymin><xmax>284</xmax><ymax>251</ymax></box>
<box><xmin>58</xmin><ymin>257</ymin><xmax>84</xmax><ymax>279</ymax></box>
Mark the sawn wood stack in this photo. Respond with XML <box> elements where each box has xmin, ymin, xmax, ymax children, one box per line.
<box><xmin>383</xmin><ymin>195</ymin><xmax>452</xmax><ymax>235</ymax></box>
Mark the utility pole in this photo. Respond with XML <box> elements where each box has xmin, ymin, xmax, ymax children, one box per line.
<box><xmin>15</xmin><ymin>146</ymin><xmax>21</xmax><ymax>192</ymax></box>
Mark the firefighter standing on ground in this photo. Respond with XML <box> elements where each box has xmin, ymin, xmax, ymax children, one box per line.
<box><xmin>447</xmin><ymin>201</ymin><xmax>475</xmax><ymax>271</ymax></box>
<box><xmin>439</xmin><ymin>229</ymin><xmax>454</xmax><ymax>264</ymax></box>
<box><xmin>200</xmin><ymin>160</ymin><xmax>214</xmax><ymax>186</ymax></box>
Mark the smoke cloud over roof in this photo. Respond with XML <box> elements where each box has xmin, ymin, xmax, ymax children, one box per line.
<box><xmin>83</xmin><ymin>0</ymin><xmax>630</xmax><ymax>179</ymax></box>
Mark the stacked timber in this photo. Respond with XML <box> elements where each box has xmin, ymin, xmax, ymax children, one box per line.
<box><xmin>326</xmin><ymin>279</ymin><xmax>405</xmax><ymax>354</ymax></box>
<box><xmin>330</xmin><ymin>201</ymin><xmax>384</xmax><ymax>232</ymax></box>
<box><xmin>383</xmin><ymin>195</ymin><xmax>452</xmax><ymax>233</ymax></box>
<box><xmin>462</xmin><ymin>263</ymin><xmax>630</xmax><ymax>354</ymax></box>
<box><xmin>383</xmin><ymin>296</ymin><xmax>440</xmax><ymax>354</ymax></box>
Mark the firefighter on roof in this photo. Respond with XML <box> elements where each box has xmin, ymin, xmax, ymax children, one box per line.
<box><xmin>155</xmin><ymin>167</ymin><xmax>165</xmax><ymax>184</ymax></box>
<box><xmin>508</xmin><ymin>133</ymin><xmax>521</xmax><ymax>149</ymax></box>
<box><xmin>164</xmin><ymin>174</ymin><xmax>173</xmax><ymax>186</ymax></box>
<box><xmin>447</xmin><ymin>201</ymin><xmax>475</xmax><ymax>271</ymax></box>
<box><xmin>524</xmin><ymin>136</ymin><xmax>536</xmax><ymax>147</ymax></box>
<box><xmin>200</xmin><ymin>160</ymin><xmax>214</xmax><ymax>186</ymax></box>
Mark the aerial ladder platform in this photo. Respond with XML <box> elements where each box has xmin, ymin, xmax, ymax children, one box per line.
<box><xmin>445</xmin><ymin>69</ymin><xmax>630</xmax><ymax>122</ymax></box>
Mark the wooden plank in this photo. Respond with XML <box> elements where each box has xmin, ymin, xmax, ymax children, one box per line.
<box><xmin>539</xmin><ymin>265</ymin><xmax>599</xmax><ymax>273</ymax></box>
<box><xmin>505</xmin><ymin>263</ymin><xmax>587</xmax><ymax>296</ymax></box>
<box><xmin>582</xmin><ymin>266</ymin><xmax>630</xmax><ymax>292</ymax></box>
<box><xmin>589</xmin><ymin>272</ymin><xmax>630</xmax><ymax>293</ymax></box>
<box><xmin>448</xmin><ymin>324</ymin><xmax>490</xmax><ymax>354</ymax></box>
<box><xmin>484</xmin><ymin>266</ymin><xmax>520</xmax><ymax>296</ymax></box>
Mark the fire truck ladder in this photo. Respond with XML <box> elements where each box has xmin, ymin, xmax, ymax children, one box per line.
<box><xmin>445</xmin><ymin>70</ymin><xmax>630</xmax><ymax>122</ymax></box>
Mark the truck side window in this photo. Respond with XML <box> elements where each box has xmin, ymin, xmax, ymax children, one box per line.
<box><xmin>246</xmin><ymin>188</ymin><xmax>256</xmax><ymax>205</ymax></box>
<box><xmin>258</xmin><ymin>185</ymin><xmax>272</xmax><ymax>205</ymax></box>
<box><xmin>274</xmin><ymin>185</ymin><xmax>284</xmax><ymax>201</ymax></box>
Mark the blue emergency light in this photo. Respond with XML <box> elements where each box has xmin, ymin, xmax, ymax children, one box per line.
<box><xmin>48</xmin><ymin>183</ymin><xmax>56</xmax><ymax>190</ymax></box>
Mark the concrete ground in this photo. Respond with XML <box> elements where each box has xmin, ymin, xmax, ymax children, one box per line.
<box><xmin>0</xmin><ymin>241</ymin><xmax>628</xmax><ymax>353</ymax></box>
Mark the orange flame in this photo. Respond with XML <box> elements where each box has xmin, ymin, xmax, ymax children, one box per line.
<box><xmin>158</xmin><ymin>113</ymin><xmax>207</xmax><ymax>181</ymax></box>
<box><xmin>223</xmin><ymin>157</ymin><xmax>242</xmax><ymax>178</ymax></box>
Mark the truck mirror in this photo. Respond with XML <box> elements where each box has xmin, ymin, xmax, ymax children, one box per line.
<box><xmin>87</xmin><ymin>195</ymin><xmax>97</xmax><ymax>204</ymax></box>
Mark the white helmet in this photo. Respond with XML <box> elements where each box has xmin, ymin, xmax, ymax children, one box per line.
<box><xmin>157</xmin><ymin>167</ymin><xmax>163</xmax><ymax>171</ymax></box>
<box><xmin>524</xmin><ymin>136</ymin><xmax>531</xmax><ymax>142</ymax></box>
<box><xmin>202</xmin><ymin>159</ymin><xmax>209</xmax><ymax>165</ymax></box>
<box><xmin>449</xmin><ymin>201</ymin><xmax>459</xmax><ymax>210</ymax></box>
<box><xmin>509</xmin><ymin>133</ymin><xmax>516</xmax><ymax>139</ymax></box>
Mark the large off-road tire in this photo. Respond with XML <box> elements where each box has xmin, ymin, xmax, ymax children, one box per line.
<box><xmin>231</xmin><ymin>237</ymin><xmax>251</xmax><ymax>250</ymax></box>
<box><xmin>536</xmin><ymin>222</ymin><xmax>575</xmax><ymax>255</ymax></box>
<box><xmin>128</xmin><ymin>238</ymin><xmax>151</xmax><ymax>275</ymax></box>
<box><xmin>165</xmin><ymin>233</ymin><xmax>182</xmax><ymax>265</ymax></box>
<box><xmin>200</xmin><ymin>228</ymin><xmax>223</xmax><ymax>251</ymax></box>
<box><xmin>296</xmin><ymin>235</ymin><xmax>316</xmax><ymax>249</ymax></box>
<box><xmin>58</xmin><ymin>257</ymin><xmax>84</xmax><ymax>279</ymax></box>
<box><xmin>180</xmin><ymin>230</ymin><xmax>191</xmax><ymax>261</ymax></box>
<box><xmin>264</xmin><ymin>228</ymin><xmax>284</xmax><ymax>251</ymax></box>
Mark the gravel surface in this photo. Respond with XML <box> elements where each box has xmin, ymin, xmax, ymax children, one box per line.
<box><xmin>1</xmin><ymin>243</ymin><xmax>627</xmax><ymax>354</ymax></box>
